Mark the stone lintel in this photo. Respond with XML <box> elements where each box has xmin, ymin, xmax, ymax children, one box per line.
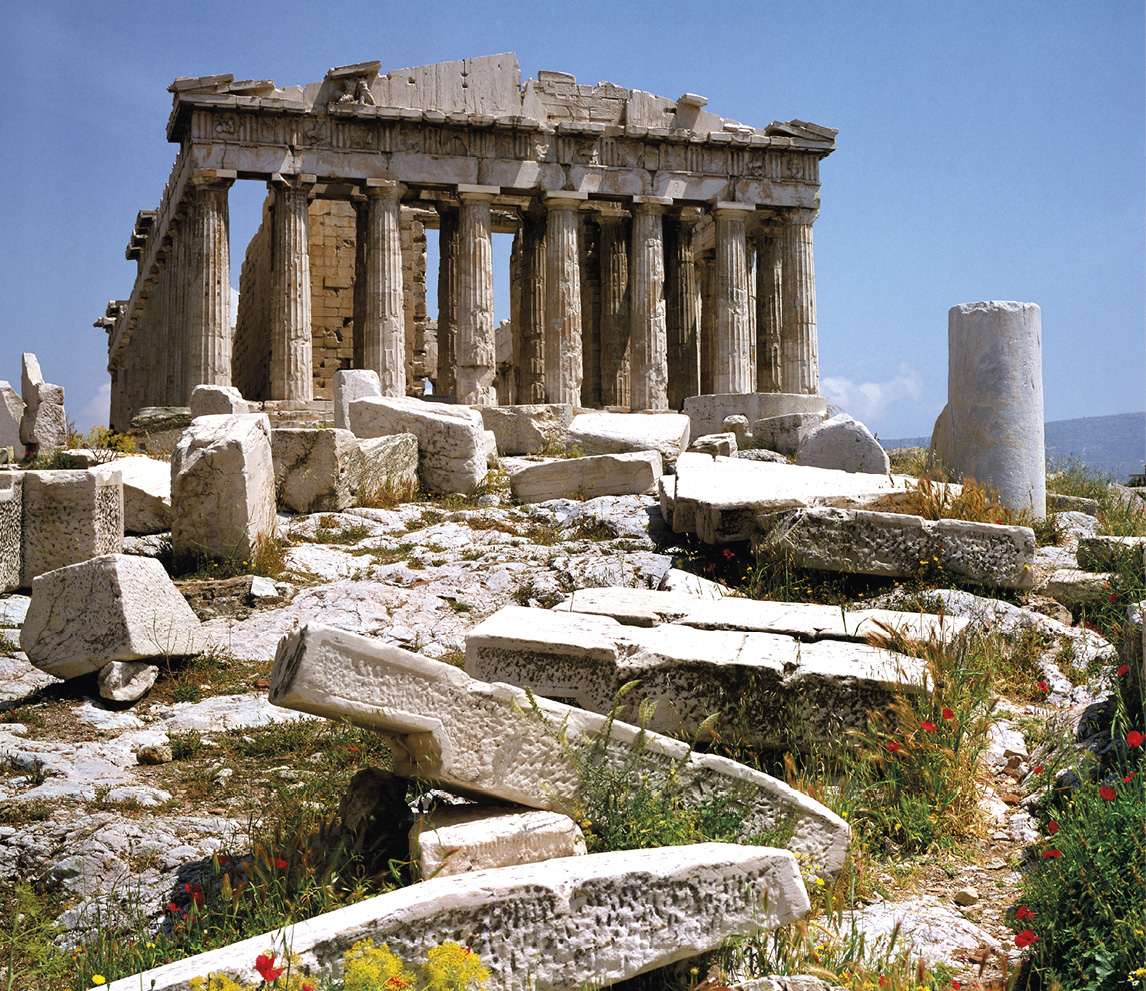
<box><xmin>169</xmin><ymin>74</ymin><xmax>235</xmax><ymax>94</ymax></box>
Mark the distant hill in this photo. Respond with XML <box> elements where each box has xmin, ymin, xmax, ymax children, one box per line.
<box><xmin>883</xmin><ymin>411</ymin><xmax>1145</xmax><ymax>483</ymax></box>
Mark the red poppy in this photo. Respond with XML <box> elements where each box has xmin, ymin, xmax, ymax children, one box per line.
<box><xmin>1034</xmin><ymin>764</ymin><xmax>1044</xmax><ymax>774</ymax></box>
<box><xmin>1117</xmin><ymin>664</ymin><xmax>1130</xmax><ymax>676</ymax></box>
<box><xmin>921</xmin><ymin>721</ymin><xmax>937</xmax><ymax>732</ymax></box>
<box><xmin>1014</xmin><ymin>930</ymin><xmax>1041</xmax><ymax>948</ymax></box>
<box><xmin>184</xmin><ymin>883</ymin><xmax>204</xmax><ymax>908</ymax></box>
<box><xmin>887</xmin><ymin>741</ymin><xmax>900</xmax><ymax>753</ymax></box>
<box><xmin>1047</xmin><ymin>819</ymin><xmax>1058</xmax><ymax>834</ymax></box>
<box><xmin>1128</xmin><ymin>731</ymin><xmax>1144</xmax><ymax>748</ymax></box>
<box><xmin>1042</xmin><ymin>848</ymin><xmax>1062</xmax><ymax>859</ymax></box>
<box><xmin>952</xmin><ymin>983</ymin><xmax>961</xmax><ymax>990</ymax></box>
<box><xmin>1015</xmin><ymin>904</ymin><xmax>1035</xmax><ymax>921</ymax></box>
<box><xmin>302</xmin><ymin>985</ymin><xmax>314</xmax><ymax>991</ymax></box>
<box><xmin>722</xmin><ymin>548</ymin><xmax>736</xmax><ymax>560</ymax></box>
<box><xmin>167</xmin><ymin>902</ymin><xmax>178</xmax><ymax>912</ymax></box>
<box><xmin>1099</xmin><ymin>786</ymin><xmax>1117</xmax><ymax>801</ymax></box>
<box><xmin>216</xmin><ymin>855</ymin><xmax>231</xmax><ymax>868</ymax></box>
<box><xmin>255</xmin><ymin>953</ymin><xmax>284</xmax><ymax>982</ymax></box>
<box><xmin>942</xmin><ymin>708</ymin><xmax>955</xmax><ymax>720</ymax></box>
<box><xmin>347</xmin><ymin>747</ymin><xmax>358</xmax><ymax>753</ymax></box>
<box><xmin>879</xmin><ymin>977</ymin><xmax>887</xmax><ymax>988</ymax></box>
<box><xmin>1038</xmin><ymin>681</ymin><xmax>1049</xmax><ymax>692</ymax></box>
<box><xmin>1123</xmin><ymin>773</ymin><xmax>1135</xmax><ymax>782</ymax></box>
<box><xmin>1108</xmin><ymin>593</ymin><xmax>1118</xmax><ymax>603</ymax></box>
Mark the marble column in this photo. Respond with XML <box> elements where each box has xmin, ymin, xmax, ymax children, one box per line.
<box><xmin>168</xmin><ymin>226</ymin><xmax>188</xmax><ymax>404</ymax></box>
<box><xmin>544</xmin><ymin>191</ymin><xmax>587</xmax><ymax>405</ymax></box>
<box><xmin>665</xmin><ymin>208</ymin><xmax>701</xmax><ymax>409</ymax></box>
<box><xmin>755</xmin><ymin>226</ymin><xmax>783</xmax><ymax>393</ymax></box>
<box><xmin>579</xmin><ymin>217</ymin><xmax>601</xmax><ymax>408</ymax></box>
<box><xmin>436</xmin><ymin>205</ymin><xmax>459</xmax><ymax>397</ymax></box>
<box><xmin>629</xmin><ymin>197</ymin><xmax>670</xmax><ymax>411</ymax></box>
<box><xmin>712</xmin><ymin>202</ymin><xmax>755</xmax><ymax>395</ymax></box>
<box><xmin>360</xmin><ymin>180</ymin><xmax>406</xmax><ymax>397</ymax></box>
<box><xmin>781</xmin><ymin>207</ymin><xmax>819</xmax><ymax>396</ymax></box>
<box><xmin>456</xmin><ymin>185</ymin><xmax>498</xmax><ymax>405</ymax></box>
<box><xmin>515</xmin><ymin>211</ymin><xmax>546</xmax><ymax>404</ymax></box>
<box><xmin>697</xmin><ymin>249</ymin><xmax>715</xmax><ymax>395</ymax></box>
<box><xmin>269</xmin><ymin>174</ymin><xmax>314</xmax><ymax>401</ymax></box>
<box><xmin>185</xmin><ymin>173</ymin><xmax>235</xmax><ymax>398</ymax></box>
<box><xmin>596</xmin><ymin>209</ymin><xmax>630</xmax><ymax>408</ymax></box>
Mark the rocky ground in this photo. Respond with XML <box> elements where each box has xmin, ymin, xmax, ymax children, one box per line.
<box><xmin>0</xmin><ymin>487</ymin><xmax>1129</xmax><ymax>988</ymax></box>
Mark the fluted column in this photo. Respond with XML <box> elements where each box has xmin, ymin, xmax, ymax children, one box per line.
<box><xmin>168</xmin><ymin>226</ymin><xmax>188</xmax><ymax>404</ymax></box>
<box><xmin>269</xmin><ymin>174</ymin><xmax>314</xmax><ymax>401</ymax></box>
<box><xmin>665</xmin><ymin>208</ymin><xmax>701</xmax><ymax>409</ymax></box>
<box><xmin>579</xmin><ymin>217</ymin><xmax>601</xmax><ymax>408</ymax></box>
<box><xmin>150</xmin><ymin>245</ymin><xmax>170</xmax><ymax>405</ymax></box>
<box><xmin>544</xmin><ymin>191</ymin><xmax>587</xmax><ymax>405</ymax></box>
<box><xmin>781</xmin><ymin>207</ymin><xmax>819</xmax><ymax>395</ymax></box>
<box><xmin>713</xmin><ymin>202</ymin><xmax>755</xmax><ymax>394</ymax></box>
<box><xmin>360</xmin><ymin>180</ymin><xmax>406</xmax><ymax>396</ymax></box>
<box><xmin>515</xmin><ymin>211</ymin><xmax>546</xmax><ymax>403</ymax></box>
<box><xmin>697</xmin><ymin>249</ymin><xmax>715</xmax><ymax>395</ymax></box>
<box><xmin>185</xmin><ymin>173</ymin><xmax>235</xmax><ymax>397</ymax></box>
<box><xmin>436</xmin><ymin>205</ymin><xmax>459</xmax><ymax>397</ymax></box>
<box><xmin>755</xmin><ymin>226</ymin><xmax>783</xmax><ymax>393</ymax></box>
<box><xmin>629</xmin><ymin>197</ymin><xmax>669</xmax><ymax>411</ymax></box>
<box><xmin>596</xmin><ymin>209</ymin><xmax>630</xmax><ymax>408</ymax></box>
<box><xmin>456</xmin><ymin>185</ymin><xmax>497</xmax><ymax>405</ymax></box>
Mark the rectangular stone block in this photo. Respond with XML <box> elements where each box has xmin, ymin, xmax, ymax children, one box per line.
<box><xmin>466</xmin><ymin>605</ymin><xmax>929</xmax><ymax>753</ymax></box>
<box><xmin>510</xmin><ymin>451</ymin><xmax>663</xmax><ymax>503</ymax></box>
<box><xmin>0</xmin><ymin>472</ymin><xmax>21</xmax><ymax>592</ymax></box>
<box><xmin>479</xmin><ymin>403</ymin><xmax>573</xmax><ymax>455</ymax></box>
<box><xmin>270</xmin><ymin>623</ymin><xmax>849</xmax><ymax>876</ymax></box>
<box><xmin>567</xmin><ymin>411</ymin><xmax>690</xmax><ymax>465</ymax></box>
<box><xmin>761</xmin><ymin>507</ymin><xmax>1036</xmax><ymax>589</ymax></box>
<box><xmin>107</xmin><ymin>843</ymin><xmax>809</xmax><ymax>991</ymax></box>
<box><xmin>682</xmin><ymin>392</ymin><xmax>826</xmax><ymax>439</ymax></box>
<box><xmin>272</xmin><ymin>427</ymin><xmax>363</xmax><ymax>514</ymax></box>
<box><xmin>20</xmin><ymin>469</ymin><xmax>123</xmax><ymax>589</ymax></box>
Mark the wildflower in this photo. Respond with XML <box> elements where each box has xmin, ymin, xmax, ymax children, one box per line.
<box><xmin>1015</xmin><ymin>904</ymin><xmax>1035</xmax><ymax>921</ymax></box>
<box><xmin>921</xmin><ymin>721</ymin><xmax>937</xmax><ymax>732</ymax></box>
<box><xmin>184</xmin><ymin>882</ymin><xmax>204</xmax><ymax>907</ymax></box>
<box><xmin>1124</xmin><ymin>773</ymin><xmax>1135</xmax><ymax>782</ymax></box>
<box><xmin>90</xmin><ymin>977</ymin><xmax>106</xmax><ymax>987</ymax></box>
<box><xmin>1128</xmin><ymin>730</ymin><xmax>1144</xmax><ymax>748</ymax></box>
<box><xmin>941</xmin><ymin>708</ymin><xmax>955</xmax><ymax>720</ymax></box>
<box><xmin>167</xmin><ymin>902</ymin><xmax>179</xmax><ymax>912</ymax></box>
<box><xmin>1117</xmin><ymin>664</ymin><xmax>1130</xmax><ymax>676</ymax></box>
<box><xmin>255</xmin><ymin>953</ymin><xmax>284</xmax><ymax>982</ymax></box>
<box><xmin>1034</xmin><ymin>764</ymin><xmax>1044</xmax><ymax>774</ymax></box>
<box><xmin>1038</xmin><ymin>680</ymin><xmax>1048</xmax><ymax>692</ymax></box>
<box><xmin>1042</xmin><ymin>848</ymin><xmax>1062</xmax><ymax>859</ymax></box>
<box><xmin>952</xmin><ymin>983</ymin><xmax>961</xmax><ymax>990</ymax></box>
<box><xmin>1109</xmin><ymin>593</ymin><xmax>1118</xmax><ymax>602</ymax></box>
<box><xmin>1014</xmin><ymin>930</ymin><xmax>1041</xmax><ymax>948</ymax></box>
<box><xmin>1099</xmin><ymin>786</ymin><xmax>1117</xmax><ymax>801</ymax></box>
<box><xmin>722</xmin><ymin>548</ymin><xmax>735</xmax><ymax>560</ymax></box>
<box><xmin>272</xmin><ymin>857</ymin><xmax>288</xmax><ymax>869</ymax></box>
<box><xmin>1047</xmin><ymin>819</ymin><xmax>1058</xmax><ymax>834</ymax></box>
<box><xmin>216</xmin><ymin>854</ymin><xmax>231</xmax><ymax>868</ymax></box>
<box><xmin>887</xmin><ymin>741</ymin><xmax>900</xmax><ymax>753</ymax></box>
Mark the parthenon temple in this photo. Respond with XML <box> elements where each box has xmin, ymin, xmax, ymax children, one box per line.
<box><xmin>98</xmin><ymin>53</ymin><xmax>836</xmax><ymax>431</ymax></box>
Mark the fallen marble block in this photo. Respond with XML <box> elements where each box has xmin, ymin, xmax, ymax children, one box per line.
<box><xmin>95</xmin><ymin>455</ymin><xmax>172</xmax><ymax>535</ymax></box>
<box><xmin>752</xmin><ymin>413</ymin><xmax>825</xmax><ymax>458</ymax></box>
<box><xmin>795</xmin><ymin>413</ymin><xmax>889</xmax><ymax>475</ymax></box>
<box><xmin>20</xmin><ymin>469</ymin><xmax>123</xmax><ymax>588</ymax></box>
<box><xmin>1042</xmin><ymin>568</ymin><xmax>1115</xmax><ymax>608</ymax></box>
<box><xmin>412</xmin><ymin>806</ymin><xmax>586</xmax><ymax>879</ymax></box>
<box><xmin>466</xmin><ymin>606</ymin><xmax>929</xmax><ymax>752</ymax></box>
<box><xmin>357</xmin><ymin>433</ymin><xmax>419</xmax><ymax>501</ymax></box>
<box><xmin>21</xmin><ymin>554</ymin><xmax>203</xmax><ymax>680</ymax></box>
<box><xmin>567</xmin><ymin>411</ymin><xmax>690</xmax><ymax>465</ymax></box>
<box><xmin>0</xmin><ymin>472</ymin><xmax>21</xmax><ymax>592</ymax></box>
<box><xmin>480</xmin><ymin>403</ymin><xmax>573</xmax><ymax>455</ymax></box>
<box><xmin>510</xmin><ymin>451</ymin><xmax>663</xmax><ymax>504</ymax></box>
<box><xmin>0</xmin><ymin>381</ymin><xmax>23</xmax><ymax>453</ymax></box>
<box><xmin>349</xmin><ymin>395</ymin><xmax>485</xmax><ymax>495</ymax></box>
<box><xmin>668</xmin><ymin>454</ymin><xmax>921</xmax><ymax>545</ymax></box>
<box><xmin>1076</xmin><ymin>535</ymin><xmax>1146</xmax><ymax>572</ymax></box>
<box><xmin>271</xmin><ymin>427</ymin><xmax>363</xmax><ymax>514</ymax></box>
<box><xmin>270</xmin><ymin>623</ymin><xmax>849</xmax><ymax>876</ymax></box>
<box><xmin>760</xmin><ymin>507</ymin><xmax>1036</xmax><ymax>589</ymax></box>
<box><xmin>687</xmin><ymin>432</ymin><xmax>737</xmax><ymax>457</ymax></box>
<box><xmin>333</xmin><ymin>369</ymin><xmax>381</xmax><ymax>431</ymax></box>
<box><xmin>19</xmin><ymin>353</ymin><xmax>67</xmax><ymax>454</ymax></box>
<box><xmin>683</xmin><ymin>392</ymin><xmax>826</xmax><ymax>439</ymax></box>
<box><xmin>106</xmin><ymin>843</ymin><xmax>810</xmax><ymax>991</ymax></box>
<box><xmin>189</xmin><ymin>384</ymin><xmax>249</xmax><ymax>417</ymax></box>
<box><xmin>171</xmin><ymin>413</ymin><xmax>277</xmax><ymax>562</ymax></box>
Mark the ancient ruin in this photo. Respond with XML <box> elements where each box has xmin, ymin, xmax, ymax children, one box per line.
<box><xmin>97</xmin><ymin>53</ymin><xmax>835</xmax><ymax>430</ymax></box>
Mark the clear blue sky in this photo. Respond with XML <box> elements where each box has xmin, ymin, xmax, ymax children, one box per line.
<box><xmin>2</xmin><ymin>0</ymin><xmax>1142</xmax><ymax>440</ymax></box>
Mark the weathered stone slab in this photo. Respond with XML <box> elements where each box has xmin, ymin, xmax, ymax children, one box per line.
<box><xmin>19</xmin><ymin>354</ymin><xmax>67</xmax><ymax>454</ymax></box>
<box><xmin>171</xmin><ymin>414</ymin><xmax>277</xmax><ymax>562</ymax></box>
<box><xmin>1042</xmin><ymin>568</ymin><xmax>1115</xmax><ymax>608</ymax></box>
<box><xmin>412</xmin><ymin>806</ymin><xmax>586</xmax><ymax>879</ymax></box>
<box><xmin>752</xmin><ymin>413</ymin><xmax>824</xmax><ymax>457</ymax></box>
<box><xmin>271</xmin><ymin>623</ymin><xmax>849</xmax><ymax>875</ymax></box>
<box><xmin>466</xmin><ymin>605</ymin><xmax>929</xmax><ymax>752</ymax></box>
<box><xmin>0</xmin><ymin>473</ymin><xmax>21</xmax><ymax>593</ymax></box>
<box><xmin>683</xmin><ymin>393</ymin><xmax>826</xmax><ymax>439</ymax></box>
<box><xmin>567</xmin><ymin>411</ymin><xmax>690</xmax><ymax>466</ymax></box>
<box><xmin>20</xmin><ymin>470</ymin><xmax>123</xmax><ymax>588</ymax></box>
<box><xmin>760</xmin><ymin>507</ymin><xmax>1036</xmax><ymax>589</ymax></box>
<box><xmin>333</xmin><ymin>369</ymin><xmax>381</xmax><ymax>431</ymax></box>
<box><xmin>0</xmin><ymin>381</ymin><xmax>24</xmax><ymax>454</ymax></box>
<box><xmin>21</xmin><ymin>554</ymin><xmax>203</xmax><ymax>680</ymax></box>
<box><xmin>189</xmin><ymin>384</ymin><xmax>249</xmax><ymax>417</ymax></box>
<box><xmin>480</xmin><ymin>403</ymin><xmax>573</xmax><ymax>455</ymax></box>
<box><xmin>657</xmin><ymin>566</ymin><xmax>729</xmax><ymax>599</ymax></box>
<box><xmin>272</xmin><ymin>427</ymin><xmax>362</xmax><ymax>514</ymax></box>
<box><xmin>94</xmin><ymin>456</ymin><xmax>172</xmax><ymax>535</ymax></box>
<box><xmin>795</xmin><ymin>413</ymin><xmax>889</xmax><ymax>475</ymax></box>
<box><xmin>688</xmin><ymin>432</ymin><xmax>737</xmax><ymax>457</ymax></box>
<box><xmin>106</xmin><ymin>842</ymin><xmax>809</xmax><ymax>991</ymax></box>
<box><xmin>671</xmin><ymin>453</ymin><xmax>918</xmax><ymax>544</ymax></box>
<box><xmin>510</xmin><ymin>451</ymin><xmax>663</xmax><ymax>503</ymax></box>
<box><xmin>357</xmin><ymin>433</ymin><xmax>420</xmax><ymax>500</ymax></box>
<box><xmin>349</xmin><ymin>396</ymin><xmax>485</xmax><ymax>495</ymax></box>
<box><xmin>1076</xmin><ymin>535</ymin><xmax>1146</xmax><ymax>572</ymax></box>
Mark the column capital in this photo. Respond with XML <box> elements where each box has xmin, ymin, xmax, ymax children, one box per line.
<box><xmin>269</xmin><ymin>173</ymin><xmax>316</xmax><ymax>192</ymax></box>
<box><xmin>189</xmin><ymin>169</ymin><xmax>236</xmax><ymax>188</ymax></box>
<box><xmin>785</xmin><ymin>207</ymin><xmax>819</xmax><ymax>226</ymax></box>
<box><xmin>632</xmin><ymin>195</ymin><xmax>672</xmax><ymax>212</ymax></box>
<box><xmin>667</xmin><ymin>205</ymin><xmax>704</xmax><ymax>229</ymax></box>
<box><xmin>591</xmin><ymin>202</ymin><xmax>630</xmax><ymax>221</ymax></box>
<box><xmin>711</xmin><ymin>200</ymin><xmax>756</xmax><ymax>217</ymax></box>
<box><xmin>457</xmin><ymin>183</ymin><xmax>500</xmax><ymax>201</ymax></box>
<box><xmin>544</xmin><ymin>190</ymin><xmax>589</xmax><ymax>208</ymax></box>
<box><xmin>364</xmin><ymin>178</ymin><xmax>406</xmax><ymax>199</ymax></box>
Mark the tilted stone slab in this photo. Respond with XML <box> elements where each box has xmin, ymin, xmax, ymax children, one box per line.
<box><xmin>480</xmin><ymin>403</ymin><xmax>573</xmax><ymax>455</ymax></box>
<box><xmin>752</xmin><ymin>413</ymin><xmax>825</xmax><ymax>457</ymax></box>
<box><xmin>21</xmin><ymin>554</ymin><xmax>203</xmax><ymax>680</ymax></box>
<box><xmin>466</xmin><ymin>606</ymin><xmax>929</xmax><ymax>753</ymax></box>
<box><xmin>1076</xmin><ymin>535</ymin><xmax>1146</xmax><ymax>572</ymax></box>
<box><xmin>107</xmin><ymin>843</ymin><xmax>810</xmax><ymax>991</ymax></box>
<box><xmin>552</xmin><ymin>586</ymin><xmax>969</xmax><ymax>643</ymax></box>
<box><xmin>270</xmin><ymin>623</ymin><xmax>849</xmax><ymax>876</ymax></box>
<box><xmin>567</xmin><ymin>411</ymin><xmax>690</xmax><ymax>465</ymax></box>
<box><xmin>510</xmin><ymin>451</ymin><xmax>663</xmax><ymax>503</ymax></box>
<box><xmin>0</xmin><ymin>381</ymin><xmax>24</xmax><ymax>454</ymax></box>
<box><xmin>760</xmin><ymin>507</ymin><xmax>1036</xmax><ymax>590</ymax></box>
<box><xmin>412</xmin><ymin>806</ymin><xmax>587</xmax><ymax>879</ymax></box>
<box><xmin>20</xmin><ymin>469</ymin><xmax>123</xmax><ymax>588</ymax></box>
<box><xmin>0</xmin><ymin>473</ymin><xmax>21</xmax><ymax>592</ymax></box>
<box><xmin>95</xmin><ymin>455</ymin><xmax>172</xmax><ymax>535</ymax></box>
<box><xmin>333</xmin><ymin>369</ymin><xmax>382</xmax><ymax>431</ymax></box>
<box><xmin>171</xmin><ymin>413</ymin><xmax>277</xmax><ymax>562</ymax></box>
<box><xmin>350</xmin><ymin>395</ymin><xmax>485</xmax><ymax>495</ymax></box>
<box><xmin>670</xmin><ymin>453</ymin><xmax>923</xmax><ymax>544</ymax></box>
<box><xmin>358</xmin><ymin>433</ymin><xmax>419</xmax><ymax>499</ymax></box>
<box><xmin>1042</xmin><ymin>568</ymin><xmax>1115</xmax><ymax>608</ymax></box>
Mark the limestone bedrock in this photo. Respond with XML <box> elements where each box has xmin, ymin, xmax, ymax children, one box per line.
<box><xmin>269</xmin><ymin>622</ymin><xmax>849</xmax><ymax>876</ymax></box>
<box><xmin>105</xmin><ymin>843</ymin><xmax>810</xmax><ymax>991</ymax></box>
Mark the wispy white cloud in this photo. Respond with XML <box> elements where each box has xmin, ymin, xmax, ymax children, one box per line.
<box><xmin>820</xmin><ymin>362</ymin><xmax>925</xmax><ymax>434</ymax></box>
<box><xmin>75</xmin><ymin>382</ymin><xmax>111</xmax><ymax>432</ymax></box>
